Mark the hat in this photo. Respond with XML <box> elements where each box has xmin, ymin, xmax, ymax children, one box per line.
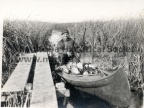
<box><xmin>61</xmin><ymin>29</ymin><xmax>69</xmax><ymax>35</ymax></box>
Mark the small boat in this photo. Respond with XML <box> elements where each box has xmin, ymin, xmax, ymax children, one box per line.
<box><xmin>57</xmin><ymin>66</ymin><xmax>131</xmax><ymax>107</ymax></box>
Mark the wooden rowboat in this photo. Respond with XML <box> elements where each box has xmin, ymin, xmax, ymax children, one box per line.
<box><xmin>57</xmin><ymin>67</ymin><xmax>131</xmax><ymax>107</ymax></box>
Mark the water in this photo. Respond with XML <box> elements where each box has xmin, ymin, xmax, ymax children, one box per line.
<box><xmin>58</xmin><ymin>86</ymin><xmax>143</xmax><ymax>108</ymax></box>
<box><xmin>58</xmin><ymin>87</ymin><xmax>112</xmax><ymax>108</ymax></box>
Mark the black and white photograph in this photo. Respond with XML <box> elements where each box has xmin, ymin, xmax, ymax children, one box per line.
<box><xmin>1</xmin><ymin>0</ymin><xmax>144</xmax><ymax>108</ymax></box>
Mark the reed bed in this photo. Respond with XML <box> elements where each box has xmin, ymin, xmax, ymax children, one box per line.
<box><xmin>2</xmin><ymin>18</ymin><xmax>144</xmax><ymax>106</ymax></box>
<box><xmin>1</xmin><ymin>91</ymin><xmax>32</xmax><ymax>107</ymax></box>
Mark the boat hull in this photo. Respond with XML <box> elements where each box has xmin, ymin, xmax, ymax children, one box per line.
<box><xmin>57</xmin><ymin>68</ymin><xmax>131</xmax><ymax>107</ymax></box>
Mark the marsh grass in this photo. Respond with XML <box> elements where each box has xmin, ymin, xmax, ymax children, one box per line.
<box><xmin>3</xmin><ymin>18</ymin><xmax>144</xmax><ymax>84</ymax></box>
<box><xmin>2</xmin><ymin>18</ymin><xmax>144</xmax><ymax>106</ymax></box>
<box><xmin>1</xmin><ymin>91</ymin><xmax>31</xmax><ymax>107</ymax></box>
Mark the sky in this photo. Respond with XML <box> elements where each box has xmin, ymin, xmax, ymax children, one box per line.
<box><xmin>1</xmin><ymin>0</ymin><xmax>144</xmax><ymax>23</ymax></box>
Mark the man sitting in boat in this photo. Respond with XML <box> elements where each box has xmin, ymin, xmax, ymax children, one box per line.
<box><xmin>57</xmin><ymin>29</ymin><xmax>80</xmax><ymax>65</ymax></box>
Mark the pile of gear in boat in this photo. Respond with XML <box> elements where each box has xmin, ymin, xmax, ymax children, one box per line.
<box><xmin>55</xmin><ymin>62</ymin><xmax>116</xmax><ymax>77</ymax></box>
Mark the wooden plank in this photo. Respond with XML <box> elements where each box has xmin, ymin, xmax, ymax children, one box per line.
<box><xmin>2</xmin><ymin>53</ymin><xmax>34</xmax><ymax>92</ymax></box>
<box><xmin>30</xmin><ymin>52</ymin><xmax>58</xmax><ymax>108</ymax></box>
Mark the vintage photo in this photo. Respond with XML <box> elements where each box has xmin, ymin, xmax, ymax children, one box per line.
<box><xmin>1</xmin><ymin>0</ymin><xmax>144</xmax><ymax>108</ymax></box>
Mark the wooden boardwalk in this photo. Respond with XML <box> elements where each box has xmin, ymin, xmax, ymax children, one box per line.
<box><xmin>2</xmin><ymin>53</ymin><xmax>34</xmax><ymax>92</ymax></box>
<box><xmin>30</xmin><ymin>52</ymin><xmax>58</xmax><ymax>108</ymax></box>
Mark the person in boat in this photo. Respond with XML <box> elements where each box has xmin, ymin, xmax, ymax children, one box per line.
<box><xmin>57</xmin><ymin>29</ymin><xmax>80</xmax><ymax>65</ymax></box>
